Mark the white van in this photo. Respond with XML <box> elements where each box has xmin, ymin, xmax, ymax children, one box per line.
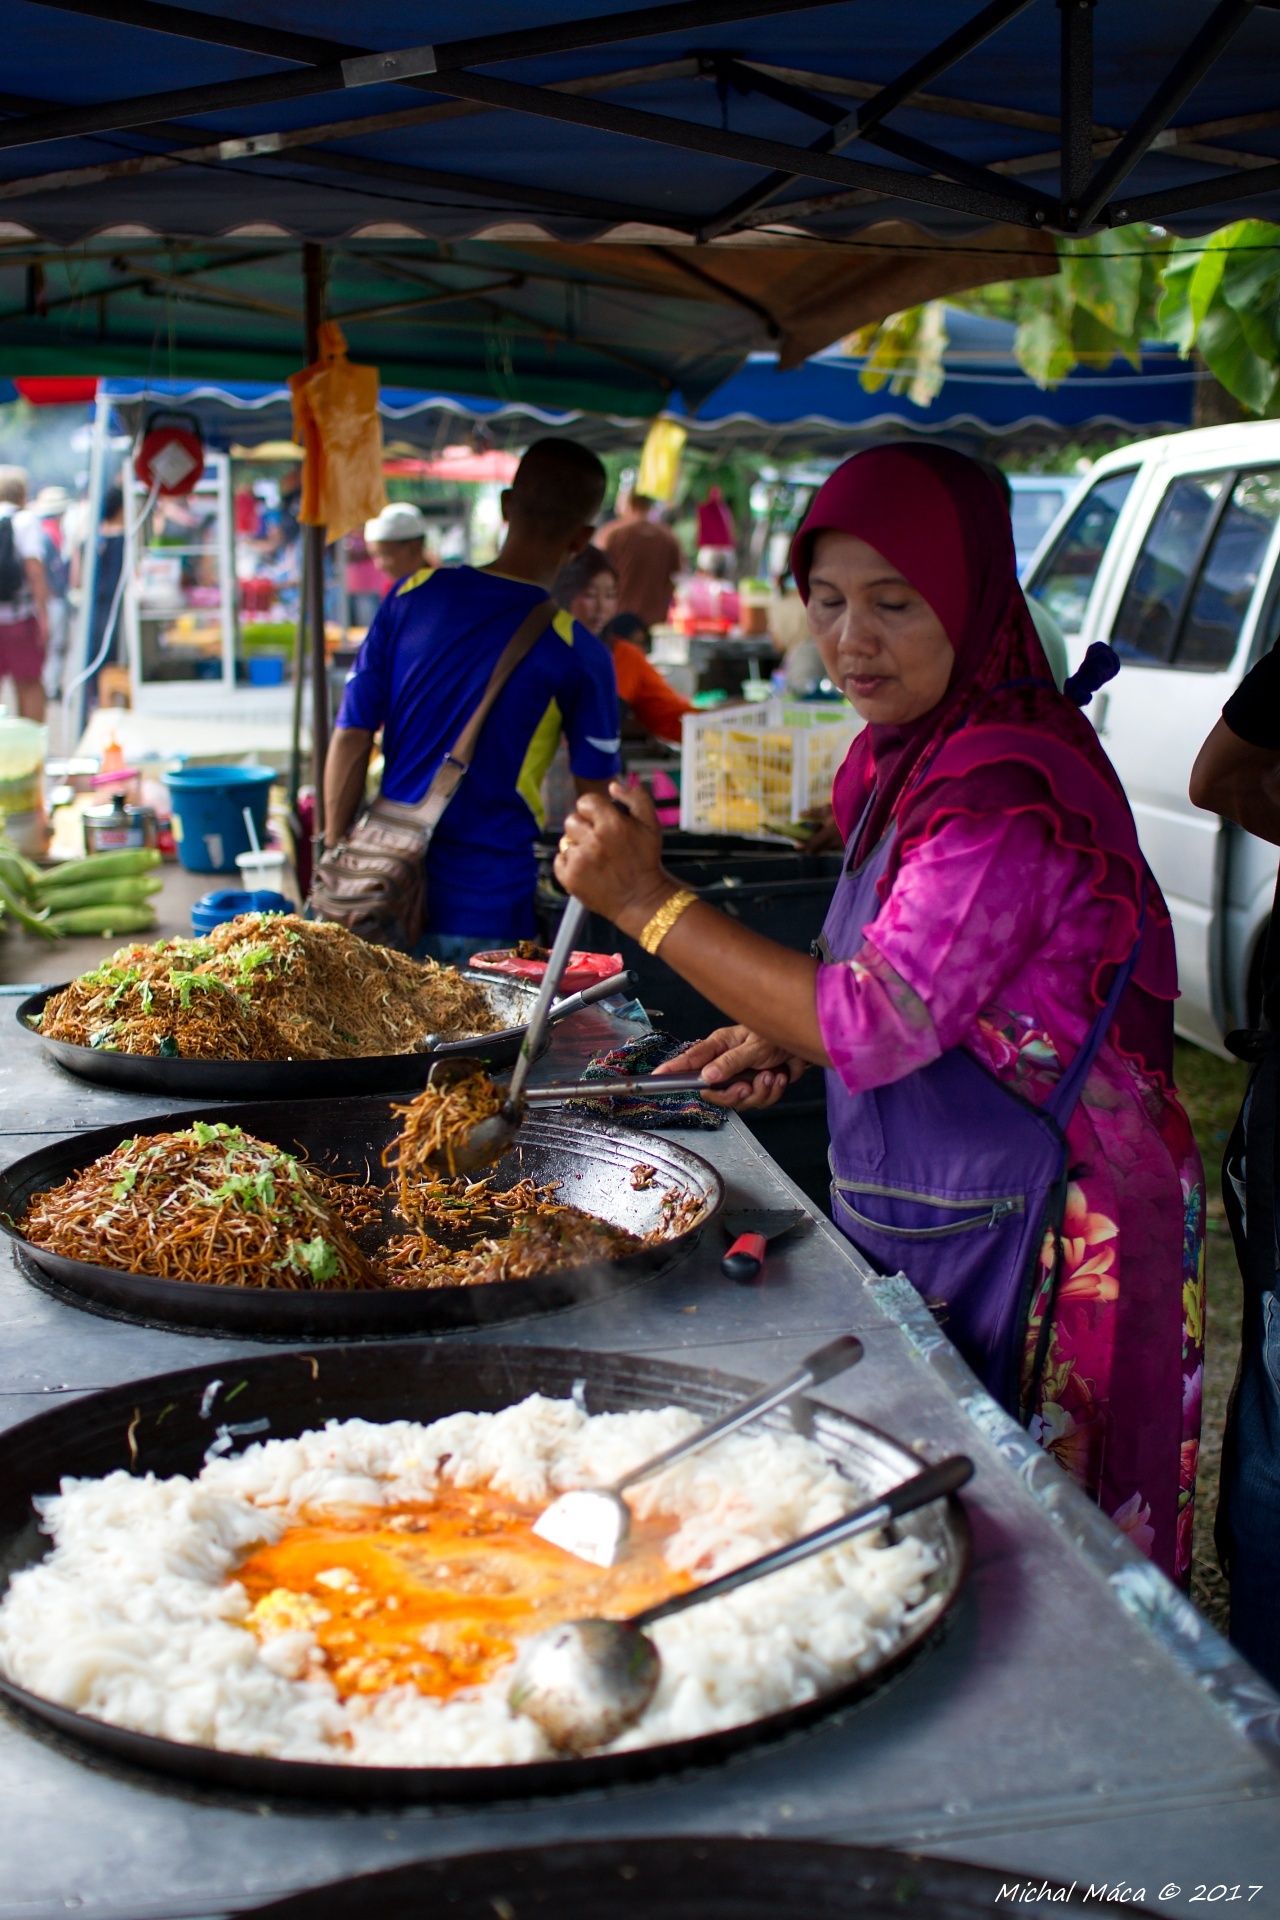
<box><xmin>1024</xmin><ymin>423</ymin><xmax>1280</xmax><ymax>1052</ymax></box>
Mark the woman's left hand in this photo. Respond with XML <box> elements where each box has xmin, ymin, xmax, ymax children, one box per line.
<box><xmin>554</xmin><ymin>779</ymin><xmax>674</xmax><ymax>933</ymax></box>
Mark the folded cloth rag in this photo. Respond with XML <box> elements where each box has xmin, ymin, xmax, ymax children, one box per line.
<box><xmin>565</xmin><ymin>1030</ymin><xmax>727</xmax><ymax>1130</ymax></box>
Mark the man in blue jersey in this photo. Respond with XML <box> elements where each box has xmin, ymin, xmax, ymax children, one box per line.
<box><xmin>323</xmin><ymin>438</ymin><xmax>620</xmax><ymax>962</ymax></box>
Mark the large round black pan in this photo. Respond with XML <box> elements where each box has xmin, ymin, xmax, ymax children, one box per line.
<box><xmin>0</xmin><ymin>1344</ymin><xmax>970</xmax><ymax>1804</ymax></box>
<box><xmin>0</xmin><ymin>1100</ymin><xmax>723</xmax><ymax>1339</ymax></box>
<box><xmin>244</xmin><ymin>1839</ymin><xmax>1101</xmax><ymax>1920</ymax></box>
<box><xmin>15</xmin><ymin>969</ymin><xmax>546</xmax><ymax>1098</ymax></box>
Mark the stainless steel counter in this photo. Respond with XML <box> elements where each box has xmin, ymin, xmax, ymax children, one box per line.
<box><xmin>1</xmin><ymin>987</ymin><xmax>1278</xmax><ymax>1920</ymax></box>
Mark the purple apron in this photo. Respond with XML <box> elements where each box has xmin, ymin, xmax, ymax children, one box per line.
<box><xmin>819</xmin><ymin>819</ymin><xmax>1141</xmax><ymax>1419</ymax></box>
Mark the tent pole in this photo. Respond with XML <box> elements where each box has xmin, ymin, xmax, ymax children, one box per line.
<box><xmin>303</xmin><ymin>240</ymin><xmax>329</xmax><ymax>854</ymax></box>
<box><xmin>288</xmin><ymin>531</ymin><xmax>307</xmax><ymax>807</ymax></box>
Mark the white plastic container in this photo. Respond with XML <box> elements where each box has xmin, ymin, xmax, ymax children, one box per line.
<box><xmin>235</xmin><ymin>848</ymin><xmax>290</xmax><ymax>891</ymax></box>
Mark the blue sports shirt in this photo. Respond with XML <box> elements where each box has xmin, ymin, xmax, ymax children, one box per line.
<box><xmin>336</xmin><ymin>565</ymin><xmax>620</xmax><ymax>938</ymax></box>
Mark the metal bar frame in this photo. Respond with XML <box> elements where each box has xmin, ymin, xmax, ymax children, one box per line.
<box><xmin>426</xmin><ymin>68</ymin><xmax>1048</xmax><ymax>226</ymax></box>
<box><xmin>5</xmin><ymin>0</ymin><xmax>856</xmax><ymax>151</ymax></box>
<box><xmin>1075</xmin><ymin>0</ymin><xmax>1261</xmax><ymax>228</ymax></box>
<box><xmin>3</xmin><ymin>0</ymin><xmax>1279</xmax><ymax>236</ymax></box>
<box><xmin>1057</xmin><ymin>0</ymin><xmax>1094</xmax><ymax>226</ymax></box>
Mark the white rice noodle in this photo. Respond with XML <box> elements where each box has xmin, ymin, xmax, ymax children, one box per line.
<box><xmin>0</xmin><ymin>1395</ymin><xmax>940</xmax><ymax>1766</ymax></box>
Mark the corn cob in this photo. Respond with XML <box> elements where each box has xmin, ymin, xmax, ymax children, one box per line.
<box><xmin>34</xmin><ymin>849</ymin><xmax>162</xmax><ymax>893</ymax></box>
<box><xmin>31</xmin><ymin>875</ymin><xmax>162</xmax><ymax>915</ymax></box>
<box><xmin>43</xmin><ymin>904</ymin><xmax>159</xmax><ymax>938</ymax></box>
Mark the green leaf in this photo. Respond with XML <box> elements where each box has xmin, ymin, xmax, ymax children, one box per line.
<box><xmin>1063</xmin><ymin>233</ymin><xmax>1143</xmax><ymax>339</ymax></box>
<box><xmin>158</xmin><ymin>1034</ymin><xmax>179</xmax><ymax>1057</ymax></box>
<box><xmin>1014</xmin><ymin>309</ymin><xmax>1076</xmax><ymax>388</ymax></box>
<box><xmin>1196</xmin><ymin>301</ymin><xmax>1279</xmax><ymax>414</ymax></box>
<box><xmin>286</xmin><ymin>1236</ymin><xmax>340</xmax><ymax>1284</ymax></box>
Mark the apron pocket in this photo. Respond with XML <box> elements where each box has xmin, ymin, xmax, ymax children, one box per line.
<box><xmin>831</xmin><ymin>1179</ymin><xmax>1025</xmax><ymax>1240</ymax></box>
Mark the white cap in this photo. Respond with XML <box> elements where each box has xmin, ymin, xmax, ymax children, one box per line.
<box><xmin>365</xmin><ymin>503</ymin><xmax>427</xmax><ymax>543</ymax></box>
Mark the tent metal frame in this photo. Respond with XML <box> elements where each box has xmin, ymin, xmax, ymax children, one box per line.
<box><xmin>4</xmin><ymin>0</ymin><xmax>1280</xmax><ymax>237</ymax></box>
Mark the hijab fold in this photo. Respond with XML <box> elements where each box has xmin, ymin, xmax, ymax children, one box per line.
<box><xmin>791</xmin><ymin>444</ymin><xmax>1176</xmax><ymax>1086</ymax></box>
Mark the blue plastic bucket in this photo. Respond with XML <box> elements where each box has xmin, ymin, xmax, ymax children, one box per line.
<box><xmin>166</xmin><ymin>765</ymin><xmax>275</xmax><ymax>874</ymax></box>
<box><xmin>191</xmin><ymin>888</ymin><xmax>295</xmax><ymax>936</ymax></box>
<box><xmin>247</xmin><ymin>655</ymin><xmax>286</xmax><ymax>687</ymax></box>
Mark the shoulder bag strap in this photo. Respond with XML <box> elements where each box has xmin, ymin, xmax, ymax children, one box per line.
<box><xmin>402</xmin><ymin>595</ymin><xmax>557</xmax><ymax>832</ymax></box>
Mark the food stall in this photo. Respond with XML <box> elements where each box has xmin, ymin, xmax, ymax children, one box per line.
<box><xmin>5</xmin><ymin>0</ymin><xmax>1280</xmax><ymax>1909</ymax></box>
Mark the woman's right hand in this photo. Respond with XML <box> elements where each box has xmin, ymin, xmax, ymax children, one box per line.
<box><xmin>655</xmin><ymin>1025</ymin><xmax>808</xmax><ymax>1110</ymax></box>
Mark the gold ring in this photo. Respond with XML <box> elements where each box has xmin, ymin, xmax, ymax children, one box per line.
<box><xmin>558</xmin><ymin>836</ymin><xmax>570</xmax><ymax>853</ymax></box>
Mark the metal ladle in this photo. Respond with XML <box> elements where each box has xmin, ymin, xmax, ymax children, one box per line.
<box><xmin>419</xmin><ymin>897</ymin><xmax>589</xmax><ymax>1175</ymax></box>
<box><xmin>509</xmin><ymin>1454</ymin><xmax>974</xmax><ymax>1753</ymax></box>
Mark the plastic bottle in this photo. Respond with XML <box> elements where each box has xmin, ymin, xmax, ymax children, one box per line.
<box><xmin>0</xmin><ymin>713</ymin><xmax>47</xmax><ymax>855</ymax></box>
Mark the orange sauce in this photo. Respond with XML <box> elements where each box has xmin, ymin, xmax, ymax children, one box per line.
<box><xmin>237</xmin><ymin>1485</ymin><xmax>692</xmax><ymax>1701</ymax></box>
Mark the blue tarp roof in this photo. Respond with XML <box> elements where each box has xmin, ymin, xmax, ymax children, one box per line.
<box><xmin>684</xmin><ymin>308</ymin><xmax>1197</xmax><ymax>435</ymax></box>
<box><xmin>0</xmin><ymin>3</ymin><xmax>1277</xmax><ymax>245</ymax></box>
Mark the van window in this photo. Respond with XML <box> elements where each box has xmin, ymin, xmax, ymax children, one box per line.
<box><xmin>1111</xmin><ymin>472</ymin><xmax>1228</xmax><ymax>663</ymax></box>
<box><xmin>1026</xmin><ymin>469</ymin><xmax>1135</xmax><ymax>633</ymax></box>
<box><xmin>1178</xmin><ymin>469</ymin><xmax>1280</xmax><ymax>669</ymax></box>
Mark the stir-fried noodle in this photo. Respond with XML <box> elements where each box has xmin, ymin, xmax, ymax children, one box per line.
<box><xmin>34</xmin><ymin>915</ymin><xmax>503</xmax><ymax>1061</ymax></box>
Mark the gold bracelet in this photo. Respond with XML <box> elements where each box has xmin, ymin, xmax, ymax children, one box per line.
<box><xmin>638</xmin><ymin>888</ymin><xmax>698</xmax><ymax>956</ymax></box>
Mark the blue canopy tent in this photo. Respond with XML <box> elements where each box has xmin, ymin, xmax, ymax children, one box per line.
<box><xmin>0</xmin><ymin>2</ymin><xmax>1277</xmax><ymax>245</ymax></box>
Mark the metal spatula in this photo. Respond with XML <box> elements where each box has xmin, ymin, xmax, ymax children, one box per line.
<box><xmin>531</xmin><ymin>1335</ymin><xmax>863</xmax><ymax>1567</ymax></box>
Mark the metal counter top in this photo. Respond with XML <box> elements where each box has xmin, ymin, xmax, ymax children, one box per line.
<box><xmin>1</xmin><ymin>987</ymin><xmax>1278</xmax><ymax>1920</ymax></box>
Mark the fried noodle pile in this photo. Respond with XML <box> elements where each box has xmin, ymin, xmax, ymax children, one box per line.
<box><xmin>18</xmin><ymin>1123</ymin><xmax>700</xmax><ymax>1293</ymax></box>
<box><xmin>34</xmin><ymin>915</ymin><xmax>504</xmax><ymax>1061</ymax></box>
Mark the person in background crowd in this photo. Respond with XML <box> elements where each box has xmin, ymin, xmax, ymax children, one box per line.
<box><xmin>364</xmin><ymin>502</ymin><xmax>430</xmax><ymax>587</ymax></box>
<box><xmin>31</xmin><ymin>485</ymin><xmax>70</xmax><ymax>705</ymax></box>
<box><xmin>598</xmin><ymin>489</ymin><xmax>683</xmax><ymax>627</ymax></box>
<box><xmin>74</xmin><ymin>482</ymin><xmax>125</xmax><ymax>712</ymax></box>
<box><xmin>323</xmin><ymin>438</ymin><xmax>619</xmax><ymax>963</ymax></box>
<box><xmin>977</xmin><ymin>458</ymin><xmax>1069</xmax><ymax>691</ymax></box>
<box><xmin>555</xmin><ymin>544</ymin><xmax>694</xmax><ymax>746</ymax></box>
<box><xmin>0</xmin><ymin>466</ymin><xmax>49</xmax><ymax>722</ymax></box>
<box><xmin>1189</xmin><ymin>654</ymin><xmax>1280</xmax><ymax>1686</ymax></box>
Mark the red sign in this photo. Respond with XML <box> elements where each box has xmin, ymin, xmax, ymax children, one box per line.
<box><xmin>134</xmin><ymin>411</ymin><xmax>205</xmax><ymax>497</ymax></box>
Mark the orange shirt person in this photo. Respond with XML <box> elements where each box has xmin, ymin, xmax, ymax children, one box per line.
<box><xmin>555</xmin><ymin>545</ymin><xmax>693</xmax><ymax>746</ymax></box>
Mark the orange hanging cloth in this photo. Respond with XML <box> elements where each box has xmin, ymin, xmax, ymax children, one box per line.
<box><xmin>289</xmin><ymin>321</ymin><xmax>386</xmax><ymax>541</ymax></box>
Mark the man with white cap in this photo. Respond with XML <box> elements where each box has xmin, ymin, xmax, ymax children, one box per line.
<box><xmin>364</xmin><ymin>502</ymin><xmax>428</xmax><ymax>587</ymax></box>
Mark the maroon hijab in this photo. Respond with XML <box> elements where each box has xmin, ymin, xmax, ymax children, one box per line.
<box><xmin>791</xmin><ymin>444</ymin><xmax>1177</xmax><ymax>1083</ymax></box>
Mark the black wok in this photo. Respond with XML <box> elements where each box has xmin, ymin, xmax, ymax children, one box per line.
<box><xmin>0</xmin><ymin>1098</ymin><xmax>723</xmax><ymax>1339</ymax></box>
<box><xmin>245</xmin><ymin>1839</ymin><xmax>1109</xmax><ymax>1919</ymax></box>
<box><xmin>0</xmin><ymin>1343</ymin><xmax>970</xmax><ymax>1803</ymax></box>
<box><xmin>15</xmin><ymin>968</ymin><xmax>549</xmax><ymax>1098</ymax></box>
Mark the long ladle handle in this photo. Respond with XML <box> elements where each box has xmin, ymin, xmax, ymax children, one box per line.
<box><xmin>611</xmin><ymin>1335</ymin><xmax>864</xmax><ymax>1495</ymax></box>
<box><xmin>524</xmin><ymin>1073</ymin><xmax>716</xmax><ymax>1102</ymax></box>
<box><xmin>506</xmin><ymin>896</ymin><xmax>588</xmax><ymax>1110</ymax></box>
<box><xmin>631</xmin><ymin>1455</ymin><xmax>974</xmax><ymax>1630</ymax></box>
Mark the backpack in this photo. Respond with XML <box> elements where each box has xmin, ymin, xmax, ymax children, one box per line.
<box><xmin>0</xmin><ymin>515</ymin><xmax>26</xmax><ymax>607</ymax></box>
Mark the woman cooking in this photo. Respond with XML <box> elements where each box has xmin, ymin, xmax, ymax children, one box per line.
<box><xmin>555</xmin><ymin>444</ymin><xmax>1204</xmax><ymax>1586</ymax></box>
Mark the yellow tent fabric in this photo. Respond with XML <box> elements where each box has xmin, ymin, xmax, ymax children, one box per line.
<box><xmin>289</xmin><ymin>321</ymin><xmax>386</xmax><ymax>541</ymax></box>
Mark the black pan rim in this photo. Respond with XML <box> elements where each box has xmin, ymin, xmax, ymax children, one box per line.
<box><xmin>0</xmin><ymin>1102</ymin><xmax>724</xmax><ymax>1339</ymax></box>
<box><xmin>14</xmin><ymin>969</ymin><xmax>550</xmax><ymax>1096</ymax></box>
<box><xmin>0</xmin><ymin>1342</ymin><xmax>971</xmax><ymax>1806</ymax></box>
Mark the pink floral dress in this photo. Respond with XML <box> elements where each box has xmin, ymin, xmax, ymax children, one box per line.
<box><xmin>816</xmin><ymin>808</ymin><xmax>1206</xmax><ymax>1587</ymax></box>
